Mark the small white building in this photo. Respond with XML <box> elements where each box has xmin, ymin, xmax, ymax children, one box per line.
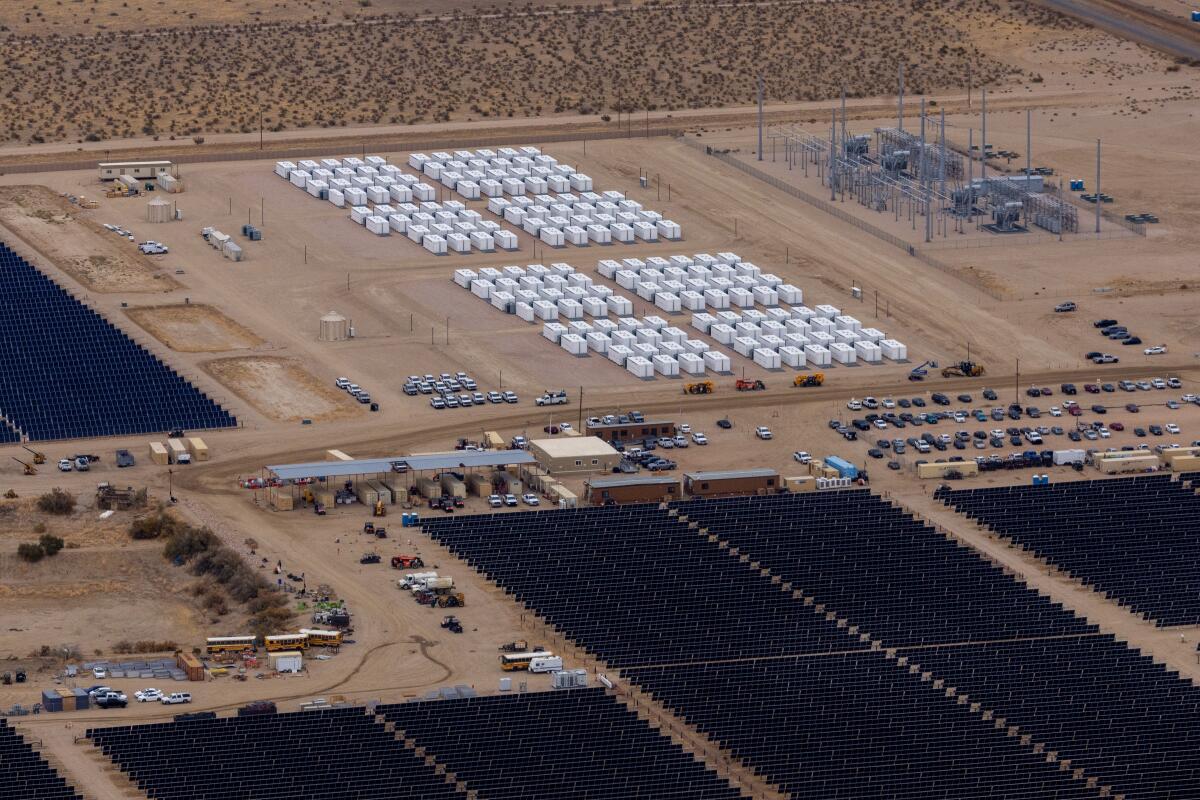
<box><xmin>269</xmin><ymin>650</ymin><xmax>303</xmax><ymax>674</ymax></box>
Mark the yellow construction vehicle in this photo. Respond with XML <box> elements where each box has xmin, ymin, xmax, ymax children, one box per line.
<box><xmin>683</xmin><ymin>381</ymin><xmax>714</xmax><ymax>395</ymax></box>
<box><xmin>373</xmin><ymin>499</ymin><xmax>387</xmax><ymax>517</ymax></box>
<box><xmin>11</xmin><ymin>457</ymin><xmax>36</xmax><ymax>476</ymax></box>
<box><xmin>735</xmin><ymin>379</ymin><xmax>766</xmax><ymax>391</ymax></box>
<box><xmin>941</xmin><ymin>361</ymin><xmax>985</xmax><ymax>378</ymax></box>
<box><xmin>793</xmin><ymin>373</ymin><xmax>824</xmax><ymax>388</ymax></box>
<box><xmin>21</xmin><ymin>446</ymin><xmax>45</xmax><ymax>465</ymax></box>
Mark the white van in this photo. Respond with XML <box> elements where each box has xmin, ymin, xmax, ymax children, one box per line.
<box><xmin>529</xmin><ymin>656</ymin><xmax>563</xmax><ymax>674</ymax></box>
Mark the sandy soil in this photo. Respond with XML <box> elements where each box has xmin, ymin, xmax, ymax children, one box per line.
<box><xmin>125</xmin><ymin>303</ymin><xmax>264</xmax><ymax>352</ymax></box>
<box><xmin>0</xmin><ymin>186</ymin><xmax>180</xmax><ymax>293</ymax></box>
<box><xmin>0</xmin><ymin>0</ymin><xmax>1053</xmax><ymax>145</ymax></box>
<box><xmin>0</xmin><ymin>496</ymin><xmax>215</xmax><ymax>666</ymax></box>
<box><xmin>202</xmin><ymin>356</ymin><xmax>362</xmax><ymax>422</ymax></box>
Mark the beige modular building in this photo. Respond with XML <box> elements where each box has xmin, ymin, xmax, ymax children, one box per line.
<box><xmin>529</xmin><ymin>436</ymin><xmax>621</xmax><ymax>475</ymax></box>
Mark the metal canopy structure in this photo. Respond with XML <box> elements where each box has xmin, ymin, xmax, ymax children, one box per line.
<box><xmin>267</xmin><ymin>450</ymin><xmax>535</xmax><ymax>482</ymax></box>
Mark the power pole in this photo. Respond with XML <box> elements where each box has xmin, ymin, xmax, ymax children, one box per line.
<box><xmin>898</xmin><ymin>63</ymin><xmax>905</xmax><ymax>132</ymax></box>
<box><xmin>1095</xmin><ymin>139</ymin><xmax>1102</xmax><ymax>234</ymax></box>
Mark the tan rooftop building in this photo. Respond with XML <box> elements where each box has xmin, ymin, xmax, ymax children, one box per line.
<box><xmin>529</xmin><ymin>436</ymin><xmax>621</xmax><ymax>475</ymax></box>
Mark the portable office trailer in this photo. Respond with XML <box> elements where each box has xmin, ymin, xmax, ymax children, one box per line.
<box><xmin>585</xmin><ymin>475</ymin><xmax>681</xmax><ymax>506</ymax></box>
<box><xmin>149</xmin><ymin>441</ymin><xmax>169</xmax><ymax>465</ymax></box>
<box><xmin>100</xmin><ymin>160</ymin><xmax>172</xmax><ymax>181</ymax></box>
<box><xmin>685</xmin><ymin>469</ymin><xmax>780</xmax><ymax>498</ymax></box>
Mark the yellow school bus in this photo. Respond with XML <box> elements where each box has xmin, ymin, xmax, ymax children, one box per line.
<box><xmin>299</xmin><ymin>628</ymin><xmax>344</xmax><ymax>648</ymax></box>
<box><xmin>499</xmin><ymin>651</ymin><xmax>553</xmax><ymax>671</ymax></box>
<box><xmin>205</xmin><ymin>636</ymin><xmax>256</xmax><ymax>655</ymax></box>
<box><xmin>264</xmin><ymin>633</ymin><xmax>309</xmax><ymax>652</ymax></box>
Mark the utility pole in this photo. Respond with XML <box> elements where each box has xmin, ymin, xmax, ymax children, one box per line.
<box><xmin>1095</xmin><ymin>139</ymin><xmax>1102</xmax><ymax>233</ymax></box>
<box><xmin>1026</xmin><ymin>109</ymin><xmax>1032</xmax><ymax>176</ymax></box>
<box><xmin>981</xmin><ymin>88</ymin><xmax>987</xmax><ymax>182</ymax></box>
<box><xmin>898</xmin><ymin>63</ymin><xmax>904</xmax><ymax>132</ymax></box>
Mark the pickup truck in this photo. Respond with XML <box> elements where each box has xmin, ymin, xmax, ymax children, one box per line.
<box><xmin>94</xmin><ymin>691</ymin><xmax>128</xmax><ymax>709</ymax></box>
<box><xmin>160</xmin><ymin>692</ymin><xmax>192</xmax><ymax>705</ymax></box>
<box><xmin>536</xmin><ymin>390</ymin><xmax>568</xmax><ymax>406</ymax></box>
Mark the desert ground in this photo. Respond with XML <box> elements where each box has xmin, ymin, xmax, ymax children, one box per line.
<box><xmin>0</xmin><ymin>1</ymin><xmax>1198</xmax><ymax>797</ymax></box>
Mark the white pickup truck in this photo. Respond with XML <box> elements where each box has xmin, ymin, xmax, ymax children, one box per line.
<box><xmin>536</xmin><ymin>390</ymin><xmax>568</xmax><ymax>407</ymax></box>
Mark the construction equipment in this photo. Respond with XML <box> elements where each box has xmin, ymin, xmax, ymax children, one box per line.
<box><xmin>499</xmin><ymin>640</ymin><xmax>530</xmax><ymax>653</ymax></box>
<box><xmin>793</xmin><ymin>373</ymin><xmax>824</xmax><ymax>388</ymax></box>
<box><xmin>683</xmin><ymin>380</ymin><xmax>714</xmax><ymax>395</ymax></box>
<box><xmin>359</xmin><ymin>553</ymin><xmax>381</xmax><ymax>565</ymax></box>
<box><xmin>391</xmin><ymin>554</ymin><xmax>426</xmax><ymax>569</ymax></box>
<box><xmin>373</xmin><ymin>499</ymin><xmax>386</xmax><ymax>517</ymax></box>
<box><xmin>441</xmin><ymin>616</ymin><xmax>463</xmax><ymax>634</ymax></box>
<box><xmin>11</xmin><ymin>457</ymin><xmax>36</xmax><ymax>476</ymax></box>
<box><xmin>21</xmin><ymin>446</ymin><xmax>45</xmax><ymax>465</ymax></box>
<box><xmin>735</xmin><ymin>379</ymin><xmax>766</xmax><ymax>391</ymax></box>
<box><xmin>941</xmin><ymin>361</ymin><xmax>986</xmax><ymax>378</ymax></box>
<box><xmin>96</xmin><ymin>483</ymin><xmax>137</xmax><ymax>510</ymax></box>
<box><xmin>908</xmin><ymin>360</ymin><xmax>937</xmax><ymax>381</ymax></box>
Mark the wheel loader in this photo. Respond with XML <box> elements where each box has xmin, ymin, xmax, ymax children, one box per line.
<box><xmin>793</xmin><ymin>373</ymin><xmax>824</xmax><ymax>388</ymax></box>
<box><xmin>683</xmin><ymin>381</ymin><xmax>714</xmax><ymax>395</ymax></box>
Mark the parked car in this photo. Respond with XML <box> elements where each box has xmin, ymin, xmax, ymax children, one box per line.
<box><xmin>792</xmin><ymin>451</ymin><xmax>811</xmax><ymax>464</ymax></box>
<box><xmin>1144</xmin><ymin>345</ymin><xmax>1167</xmax><ymax>355</ymax></box>
<box><xmin>716</xmin><ymin>418</ymin><xmax>733</xmax><ymax>429</ymax></box>
<box><xmin>521</xmin><ymin>493</ymin><xmax>540</xmax><ymax>506</ymax></box>
<box><xmin>160</xmin><ymin>693</ymin><xmax>192</xmax><ymax>705</ymax></box>
<box><xmin>502</xmin><ymin>391</ymin><xmax>519</xmax><ymax>403</ymax></box>
<box><xmin>488</xmin><ymin>494</ymin><xmax>503</xmax><ymax>508</ymax></box>
<box><xmin>92</xmin><ymin>666</ymin><xmax>107</xmax><ymax>679</ymax></box>
<box><xmin>58</xmin><ymin>458</ymin><xmax>72</xmax><ymax>472</ymax></box>
<box><xmin>1165</xmin><ymin>423</ymin><xmax>1181</xmax><ymax>435</ymax></box>
<box><xmin>754</xmin><ymin>426</ymin><xmax>773</xmax><ymax>440</ymax></box>
<box><xmin>94</xmin><ymin>691</ymin><xmax>128</xmax><ymax>709</ymax></box>
<box><xmin>1054</xmin><ymin>302</ymin><xmax>1076</xmax><ymax>312</ymax></box>
<box><xmin>503</xmin><ymin>494</ymin><xmax>518</xmax><ymax>507</ymax></box>
<box><xmin>691</xmin><ymin>432</ymin><xmax>708</xmax><ymax>445</ymax></box>
<box><xmin>134</xmin><ymin>688</ymin><xmax>162</xmax><ymax>703</ymax></box>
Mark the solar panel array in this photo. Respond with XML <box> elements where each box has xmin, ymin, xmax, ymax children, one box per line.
<box><xmin>0</xmin><ymin>241</ymin><xmax>236</xmax><ymax>441</ymax></box>
<box><xmin>89</xmin><ymin>690</ymin><xmax>741</xmax><ymax>800</ymax></box>
<box><xmin>88</xmin><ymin>706</ymin><xmax>460</xmax><ymax>800</ymax></box>
<box><xmin>0</xmin><ymin>719</ymin><xmax>82</xmax><ymax>800</ymax></box>
<box><xmin>378</xmin><ymin>688</ymin><xmax>741</xmax><ymax>800</ymax></box>
<box><xmin>937</xmin><ymin>475</ymin><xmax>1200</xmax><ymax>626</ymax></box>
<box><xmin>422</xmin><ymin>492</ymin><xmax>1200</xmax><ymax>799</ymax></box>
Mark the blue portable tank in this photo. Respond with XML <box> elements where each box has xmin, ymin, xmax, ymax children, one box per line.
<box><xmin>824</xmin><ymin>456</ymin><xmax>859</xmax><ymax>480</ymax></box>
<box><xmin>1192</xmin><ymin>10</ymin><xmax>1200</xmax><ymax>22</ymax></box>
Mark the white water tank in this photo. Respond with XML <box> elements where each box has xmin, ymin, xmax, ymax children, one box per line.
<box><xmin>319</xmin><ymin>310</ymin><xmax>348</xmax><ymax>342</ymax></box>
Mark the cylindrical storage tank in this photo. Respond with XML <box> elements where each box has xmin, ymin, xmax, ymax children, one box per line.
<box><xmin>854</xmin><ymin>340</ymin><xmax>882</xmax><ymax>362</ymax></box>
<box><xmin>146</xmin><ymin>197</ymin><xmax>172</xmax><ymax>223</ymax></box>
<box><xmin>829</xmin><ymin>342</ymin><xmax>857</xmax><ymax>365</ymax></box>
<box><xmin>804</xmin><ymin>344</ymin><xmax>832</xmax><ymax>366</ymax></box>
<box><xmin>626</xmin><ymin>356</ymin><xmax>654</xmax><ymax>379</ymax></box>
<box><xmin>753</xmin><ymin>348</ymin><xmax>781</xmax><ymax>369</ymax></box>
<box><xmin>779</xmin><ymin>346</ymin><xmax>806</xmax><ymax>368</ymax></box>
<box><xmin>703</xmin><ymin>350</ymin><xmax>732</xmax><ymax>373</ymax></box>
<box><xmin>652</xmin><ymin>354</ymin><xmax>679</xmax><ymax>376</ymax></box>
<box><xmin>880</xmin><ymin>339</ymin><xmax>907</xmax><ymax>360</ymax></box>
<box><xmin>319</xmin><ymin>310</ymin><xmax>348</xmax><ymax>342</ymax></box>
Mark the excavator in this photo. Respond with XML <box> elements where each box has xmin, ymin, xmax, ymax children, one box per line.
<box><xmin>941</xmin><ymin>361</ymin><xmax>986</xmax><ymax>378</ymax></box>
<box><xmin>908</xmin><ymin>361</ymin><xmax>937</xmax><ymax>381</ymax></box>
<box><xmin>793</xmin><ymin>373</ymin><xmax>824</xmax><ymax>388</ymax></box>
<box><xmin>735</xmin><ymin>379</ymin><xmax>766</xmax><ymax>391</ymax></box>
<box><xmin>21</xmin><ymin>446</ymin><xmax>45</xmax><ymax>465</ymax></box>
<box><xmin>683</xmin><ymin>381</ymin><xmax>714</xmax><ymax>395</ymax></box>
<box><xmin>11</xmin><ymin>457</ymin><xmax>36</xmax><ymax>476</ymax></box>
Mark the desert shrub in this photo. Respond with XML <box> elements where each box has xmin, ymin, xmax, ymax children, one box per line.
<box><xmin>202</xmin><ymin>593</ymin><xmax>229</xmax><ymax>615</ymax></box>
<box><xmin>248</xmin><ymin>605</ymin><xmax>294</xmax><ymax>638</ymax></box>
<box><xmin>163</xmin><ymin>524</ymin><xmax>217</xmax><ymax>561</ymax></box>
<box><xmin>17</xmin><ymin>542</ymin><xmax>44</xmax><ymax>562</ymax></box>
<box><xmin>38</xmin><ymin>534</ymin><xmax>64</xmax><ymax>556</ymax></box>
<box><xmin>36</xmin><ymin>488</ymin><xmax>75</xmax><ymax>515</ymax></box>
<box><xmin>32</xmin><ymin>522</ymin><xmax>45</xmax><ymax>534</ymax></box>
<box><xmin>4</xmin><ymin>490</ymin><xmax>17</xmax><ymax>499</ymax></box>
